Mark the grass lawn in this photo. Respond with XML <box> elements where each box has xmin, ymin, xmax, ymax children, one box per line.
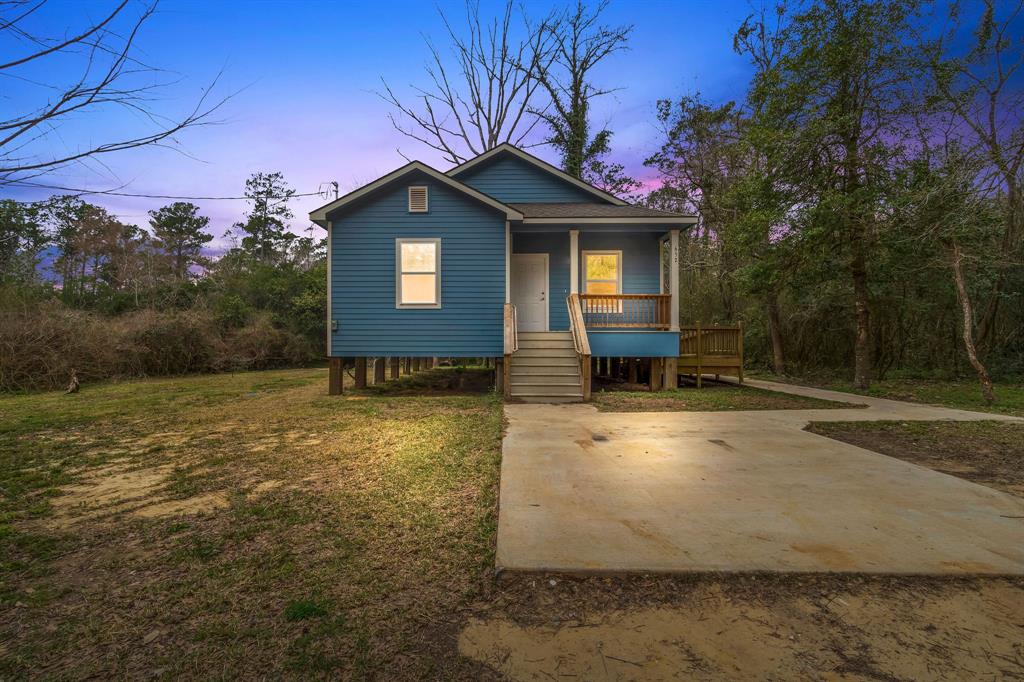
<box><xmin>808</xmin><ymin>420</ymin><xmax>1024</xmax><ymax>498</ymax></box>
<box><xmin>0</xmin><ymin>367</ymin><xmax>503</xmax><ymax>679</ymax></box>
<box><xmin>3</xmin><ymin>368</ymin><xmax>1023</xmax><ymax>680</ymax></box>
<box><xmin>756</xmin><ymin>374</ymin><xmax>1024</xmax><ymax>417</ymax></box>
<box><xmin>591</xmin><ymin>380</ymin><xmax>854</xmax><ymax>412</ymax></box>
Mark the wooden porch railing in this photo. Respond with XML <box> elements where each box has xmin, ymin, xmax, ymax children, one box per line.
<box><xmin>567</xmin><ymin>294</ymin><xmax>592</xmax><ymax>400</ymax></box>
<box><xmin>502</xmin><ymin>303</ymin><xmax>517</xmax><ymax>397</ymax></box>
<box><xmin>678</xmin><ymin>322</ymin><xmax>744</xmax><ymax>387</ymax></box>
<box><xmin>503</xmin><ymin>302</ymin><xmax>518</xmax><ymax>355</ymax></box>
<box><xmin>580</xmin><ymin>293</ymin><xmax>671</xmax><ymax>329</ymax></box>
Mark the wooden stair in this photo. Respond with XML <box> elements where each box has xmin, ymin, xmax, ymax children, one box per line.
<box><xmin>510</xmin><ymin>332</ymin><xmax>583</xmax><ymax>403</ymax></box>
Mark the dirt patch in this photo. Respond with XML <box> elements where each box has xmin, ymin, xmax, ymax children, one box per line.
<box><xmin>46</xmin><ymin>460</ymin><xmax>238</xmax><ymax>524</ymax></box>
<box><xmin>134</xmin><ymin>492</ymin><xmax>230</xmax><ymax>518</ymax></box>
<box><xmin>48</xmin><ymin>461</ymin><xmax>174</xmax><ymax>524</ymax></box>
<box><xmin>464</xmin><ymin>575</ymin><xmax>1024</xmax><ymax>681</ymax></box>
<box><xmin>807</xmin><ymin>421</ymin><xmax>1024</xmax><ymax>497</ymax></box>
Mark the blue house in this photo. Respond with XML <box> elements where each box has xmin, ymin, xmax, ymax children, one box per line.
<box><xmin>310</xmin><ymin>143</ymin><xmax>700</xmax><ymax>402</ymax></box>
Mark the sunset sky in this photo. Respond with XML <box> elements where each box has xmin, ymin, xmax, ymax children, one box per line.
<box><xmin>6</xmin><ymin>0</ymin><xmax>763</xmax><ymax>246</ymax></box>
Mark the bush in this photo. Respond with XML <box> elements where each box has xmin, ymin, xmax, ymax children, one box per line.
<box><xmin>226</xmin><ymin>314</ymin><xmax>313</xmax><ymax>371</ymax></box>
<box><xmin>0</xmin><ymin>303</ymin><xmax>317</xmax><ymax>392</ymax></box>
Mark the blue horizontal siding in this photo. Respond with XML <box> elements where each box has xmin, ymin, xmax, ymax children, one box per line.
<box><xmin>456</xmin><ymin>154</ymin><xmax>599</xmax><ymax>203</ymax></box>
<box><xmin>589</xmin><ymin>331</ymin><xmax>680</xmax><ymax>357</ymax></box>
<box><xmin>579</xmin><ymin>231</ymin><xmax>663</xmax><ymax>294</ymax></box>
<box><xmin>330</xmin><ymin>175</ymin><xmax>505</xmax><ymax>356</ymax></box>
<box><xmin>511</xmin><ymin>229</ymin><xmax>665</xmax><ymax>332</ymax></box>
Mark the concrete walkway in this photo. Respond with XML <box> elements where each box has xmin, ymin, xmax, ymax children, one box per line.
<box><xmin>497</xmin><ymin>381</ymin><xmax>1024</xmax><ymax>575</ymax></box>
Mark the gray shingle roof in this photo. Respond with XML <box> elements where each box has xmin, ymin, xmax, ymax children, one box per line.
<box><xmin>507</xmin><ymin>202</ymin><xmax>693</xmax><ymax>219</ymax></box>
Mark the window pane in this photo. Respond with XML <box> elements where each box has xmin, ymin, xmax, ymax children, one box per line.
<box><xmin>586</xmin><ymin>280</ymin><xmax>617</xmax><ymax>295</ymax></box>
<box><xmin>585</xmin><ymin>253</ymin><xmax>618</xmax><ymax>280</ymax></box>
<box><xmin>401</xmin><ymin>242</ymin><xmax>436</xmax><ymax>273</ymax></box>
<box><xmin>401</xmin><ymin>274</ymin><xmax>437</xmax><ymax>304</ymax></box>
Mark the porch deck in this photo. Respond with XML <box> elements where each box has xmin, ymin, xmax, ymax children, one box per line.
<box><xmin>535</xmin><ymin>294</ymin><xmax>746</xmax><ymax>398</ymax></box>
<box><xmin>678</xmin><ymin>323</ymin><xmax>744</xmax><ymax>387</ymax></box>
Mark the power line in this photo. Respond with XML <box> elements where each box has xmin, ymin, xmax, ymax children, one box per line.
<box><xmin>4</xmin><ymin>179</ymin><xmax>329</xmax><ymax>201</ymax></box>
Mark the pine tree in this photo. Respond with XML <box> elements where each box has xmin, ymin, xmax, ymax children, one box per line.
<box><xmin>233</xmin><ymin>172</ymin><xmax>295</xmax><ymax>264</ymax></box>
<box><xmin>148</xmin><ymin>202</ymin><xmax>212</xmax><ymax>280</ymax></box>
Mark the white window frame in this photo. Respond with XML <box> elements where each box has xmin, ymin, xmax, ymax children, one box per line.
<box><xmin>396</xmin><ymin>238</ymin><xmax>441</xmax><ymax>309</ymax></box>
<box><xmin>408</xmin><ymin>186</ymin><xmax>428</xmax><ymax>213</ymax></box>
<box><xmin>582</xmin><ymin>249</ymin><xmax>623</xmax><ymax>312</ymax></box>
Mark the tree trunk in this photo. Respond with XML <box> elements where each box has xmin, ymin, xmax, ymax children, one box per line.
<box><xmin>850</xmin><ymin>243</ymin><xmax>872</xmax><ymax>390</ymax></box>
<box><xmin>975</xmin><ymin>180</ymin><xmax>1020</xmax><ymax>349</ymax></box>
<box><xmin>765</xmin><ymin>292</ymin><xmax>786</xmax><ymax>375</ymax></box>
<box><xmin>951</xmin><ymin>244</ymin><xmax>996</xmax><ymax>405</ymax></box>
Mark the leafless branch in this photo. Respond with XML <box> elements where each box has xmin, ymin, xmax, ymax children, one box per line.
<box><xmin>377</xmin><ymin>0</ymin><xmax>557</xmax><ymax>165</ymax></box>
<box><xmin>0</xmin><ymin>0</ymin><xmax>231</xmax><ymax>184</ymax></box>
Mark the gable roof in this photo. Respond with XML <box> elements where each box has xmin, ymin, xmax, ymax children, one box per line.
<box><xmin>447</xmin><ymin>143</ymin><xmax>628</xmax><ymax>206</ymax></box>
<box><xmin>309</xmin><ymin>161</ymin><xmax>524</xmax><ymax>226</ymax></box>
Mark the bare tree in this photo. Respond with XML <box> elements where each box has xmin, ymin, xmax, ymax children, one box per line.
<box><xmin>0</xmin><ymin>0</ymin><xmax>228</xmax><ymax>184</ymax></box>
<box><xmin>379</xmin><ymin>0</ymin><xmax>558</xmax><ymax>164</ymax></box>
<box><xmin>922</xmin><ymin>0</ymin><xmax>1024</xmax><ymax>350</ymax></box>
<box><xmin>950</xmin><ymin>242</ymin><xmax>996</xmax><ymax>403</ymax></box>
<box><xmin>532</xmin><ymin>0</ymin><xmax>632</xmax><ymax>178</ymax></box>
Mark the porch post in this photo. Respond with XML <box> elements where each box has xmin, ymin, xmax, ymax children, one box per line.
<box><xmin>669</xmin><ymin>229</ymin><xmax>680</xmax><ymax>332</ymax></box>
<box><xmin>663</xmin><ymin>356</ymin><xmax>678</xmax><ymax>390</ymax></box>
<box><xmin>569</xmin><ymin>229</ymin><xmax>580</xmax><ymax>294</ymax></box>
<box><xmin>505</xmin><ymin>221</ymin><xmax>511</xmax><ymax>304</ymax></box>
<box><xmin>328</xmin><ymin>358</ymin><xmax>343</xmax><ymax>395</ymax></box>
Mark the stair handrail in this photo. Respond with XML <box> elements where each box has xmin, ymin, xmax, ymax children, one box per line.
<box><xmin>504</xmin><ymin>302</ymin><xmax>518</xmax><ymax>354</ymax></box>
<box><xmin>567</xmin><ymin>293</ymin><xmax>592</xmax><ymax>400</ymax></box>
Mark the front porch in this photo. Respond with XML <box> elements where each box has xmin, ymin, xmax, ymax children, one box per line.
<box><xmin>503</xmin><ymin>220</ymin><xmax>743</xmax><ymax>401</ymax></box>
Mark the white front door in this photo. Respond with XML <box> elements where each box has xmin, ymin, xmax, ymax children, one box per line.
<box><xmin>511</xmin><ymin>254</ymin><xmax>548</xmax><ymax>332</ymax></box>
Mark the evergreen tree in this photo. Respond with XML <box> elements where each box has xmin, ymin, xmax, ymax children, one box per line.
<box><xmin>233</xmin><ymin>172</ymin><xmax>296</xmax><ymax>264</ymax></box>
<box><xmin>148</xmin><ymin>202</ymin><xmax>213</xmax><ymax>280</ymax></box>
<box><xmin>0</xmin><ymin>199</ymin><xmax>48</xmax><ymax>284</ymax></box>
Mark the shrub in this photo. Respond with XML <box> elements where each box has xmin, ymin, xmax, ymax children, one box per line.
<box><xmin>0</xmin><ymin>303</ymin><xmax>317</xmax><ymax>392</ymax></box>
<box><xmin>227</xmin><ymin>313</ymin><xmax>313</xmax><ymax>371</ymax></box>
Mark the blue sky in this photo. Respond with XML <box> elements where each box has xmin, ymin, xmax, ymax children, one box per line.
<box><xmin>5</xmin><ymin>0</ymin><xmax>759</xmax><ymax>245</ymax></box>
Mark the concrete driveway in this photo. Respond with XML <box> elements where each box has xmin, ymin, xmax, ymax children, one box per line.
<box><xmin>497</xmin><ymin>380</ymin><xmax>1024</xmax><ymax>574</ymax></box>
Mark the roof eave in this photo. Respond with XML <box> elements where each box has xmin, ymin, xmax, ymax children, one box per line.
<box><xmin>520</xmin><ymin>216</ymin><xmax>697</xmax><ymax>225</ymax></box>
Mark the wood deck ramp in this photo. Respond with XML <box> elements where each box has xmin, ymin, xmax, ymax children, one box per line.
<box><xmin>678</xmin><ymin>323</ymin><xmax>744</xmax><ymax>387</ymax></box>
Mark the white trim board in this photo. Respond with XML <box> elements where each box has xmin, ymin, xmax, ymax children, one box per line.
<box><xmin>447</xmin><ymin>143</ymin><xmax>628</xmax><ymax>206</ymax></box>
<box><xmin>522</xmin><ymin>216</ymin><xmax>697</xmax><ymax>225</ymax></box>
<box><xmin>326</xmin><ymin>220</ymin><xmax>333</xmax><ymax>355</ymax></box>
<box><xmin>581</xmin><ymin>249</ymin><xmax>623</xmax><ymax>295</ymax></box>
<box><xmin>395</xmin><ymin>237</ymin><xmax>442</xmax><ymax>309</ymax></box>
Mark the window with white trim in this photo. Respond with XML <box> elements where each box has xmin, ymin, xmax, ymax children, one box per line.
<box><xmin>583</xmin><ymin>250</ymin><xmax>622</xmax><ymax>312</ymax></box>
<box><xmin>396</xmin><ymin>238</ymin><xmax>440</xmax><ymax>308</ymax></box>
<box><xmin>583</xmin><ymin>250</ymin><xmax>622</xmax><ymax>295</ymax></box>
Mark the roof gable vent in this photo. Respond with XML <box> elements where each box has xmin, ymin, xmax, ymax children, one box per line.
<box><xmin>408</xmin><ymin>186</ymin><xmax>428</xmax><ymax>212</ymax></box>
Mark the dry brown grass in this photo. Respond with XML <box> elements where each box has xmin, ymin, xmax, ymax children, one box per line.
<box><xmin>0</xmin><ymin>368</ymin><xmax>502</xmax><ymax>679</ymax></box>
<box><xmin>3</xmin><ymin>369</ymin><xmax>1023</xmax><ymax>680</ymax></box>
